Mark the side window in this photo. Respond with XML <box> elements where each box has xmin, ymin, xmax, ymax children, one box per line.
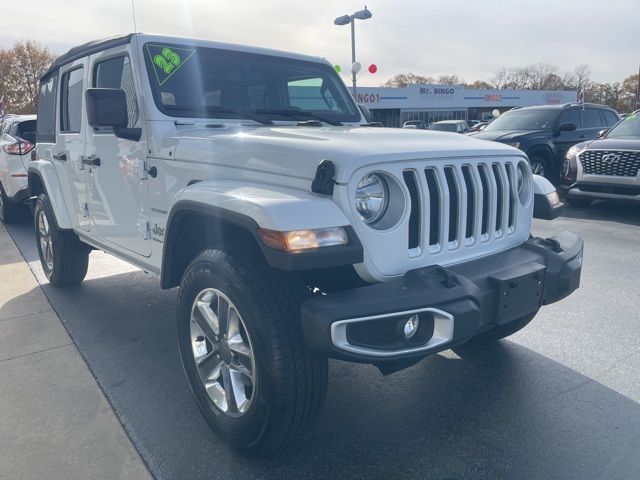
<box><xmin>36</xmin><ymin>75</ymin><xmax>57</xmax><ymax>142</ymax></box>
<box><xmin>93</xmin><ymin>56</ymin><xmax>139</xmax><ymax>128</ymax></box>
<box><xmin>558</xmin><ymin>108</ymin><xmax>581</xmax><ymax>128</ymax></box>
<box><xmin>60</xmin><ymin>68</ymin><xmax>84</xmax><ymax>133</ymax></box>
<box><xmin>602</xmin><ymin>110</ymin><xmax>619</xmax><ymax>127</ymax></box>
<box><xmin>581</xmin><ymin>108</ymin><xmax>604</xmax><ymax>128</ymax></box>
<box><xmin>17</xmin><ymin>120</ymin><xmax>37</xmax><ymax>143</ymax></box>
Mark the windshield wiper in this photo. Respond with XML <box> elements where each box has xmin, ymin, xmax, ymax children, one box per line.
<box><xmin>165</xmin><ymin>105</ymin><xmax>273</xmax><ymax>125</ymax></box>
<box><xmin>254</xmin><ymin>109</ymin><xmax>343</xmax><ymax>126</ymax></box>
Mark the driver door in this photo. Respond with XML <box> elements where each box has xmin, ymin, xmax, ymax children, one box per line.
<box><xmin>83</xmin><ymin>45</ymin><xmax>151</xmax><ymax>257</ymax></box>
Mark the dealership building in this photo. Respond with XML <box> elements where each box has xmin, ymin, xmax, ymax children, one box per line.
<box><xmin>350</xmin><ymin>84</ymin><xmax>578</xmax><ymax>127</ymax></box>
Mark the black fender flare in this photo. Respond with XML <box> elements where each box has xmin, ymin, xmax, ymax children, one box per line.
<box><xmin>160</xmin><ymin>200</ymin><xmax>363</xmax><ymax>289</ymax></box>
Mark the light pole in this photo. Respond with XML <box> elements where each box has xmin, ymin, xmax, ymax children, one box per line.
<box><xmin>334</xmin><ymin>6</ymin><xmax>372</xmax><ymax>98</ymax></box>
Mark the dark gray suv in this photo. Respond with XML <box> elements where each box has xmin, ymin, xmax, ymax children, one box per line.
<box><xmin>469</xmin><ymin>103</ymin><xmax>620</xmax><ymax>180</ymax></box>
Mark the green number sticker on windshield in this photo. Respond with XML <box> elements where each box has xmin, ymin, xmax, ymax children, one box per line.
<box><xmin>146</xmin><ymin>44</ymin><xmax>196</xmax><ymax>86</ymax></box>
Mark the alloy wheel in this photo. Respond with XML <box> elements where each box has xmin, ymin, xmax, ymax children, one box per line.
<box><xmin>531</xmin><ymin>160</ymin><xmax>545</xmax><ymax>176</ymax></box>
<box><xmin>190</xmin><ymin>288</ymin><xmax>256</xmax><ymax>416</ymax></box>
<box><xmin>38</xmin><ymin>210</ymin><xmax>54</xmax><ymax>271</ymax></box>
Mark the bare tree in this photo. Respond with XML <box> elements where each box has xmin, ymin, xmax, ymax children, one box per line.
<box><xmin>466</xmin><ymin>80</ymin><xmax>492</xmax><ymax>89</ymax></box>
<box><xmin>563</xmin><ymin>64</ymin><xmax>591</xmax><ymax>92</ymax></box>
<box><xmin>0</xmin><ymin>40</ymin><xmax>55</xmax><ymax>114</ymax></box>
<box><xmin>383</xmin><ymin>73</ymin><xmax>435</xmax><ymax>87</ymax></box>
<box><xmin>436</xmin><ymin>74</ymin><xmax>462</xmax><ymax>85</ymax></box>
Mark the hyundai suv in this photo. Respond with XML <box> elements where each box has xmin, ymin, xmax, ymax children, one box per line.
<box><xmin>562</xmin><ymin>110</ymin><xmax>640</xmax><ymax>206</ymax></box>
<box><xmin>469</xmin><ymin>103</ymin><xmax>620</xmax><ymax>180</ymax></box>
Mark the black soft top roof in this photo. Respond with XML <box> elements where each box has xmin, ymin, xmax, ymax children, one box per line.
<box><xmin>40</xmin><ymin>33</ymin><xmax>135</xmax><ymax>81</ymax></box>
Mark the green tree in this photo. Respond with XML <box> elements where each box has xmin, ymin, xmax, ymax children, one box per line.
<box><xmin>0</xmin><ymin>40</ymin><xmax>55</xmax><ymax>114</ymax></box>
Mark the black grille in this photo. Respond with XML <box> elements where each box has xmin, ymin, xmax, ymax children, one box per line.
<box><xmin>400</xmin><ymin>161</ymin><xmax>518</xmax><ymax>252</ymax></box>
<box><xmin>478</xmin><ymin>165</ymin><xmax>490</xmax><ymax>235</ymax></box>
<box><xmin>444</xmin><ymin>167</ymin><xmax>458</xmax><ymax>242</ymax></box>
<box><xmin>425</xmin><ymin>169</ymin><xmax>440</xmax><ymax>245</ymax></box>
<box><xmin>580</xmin><ymin>150</ymin><xmax>640</xmax><ymax>177</ymax></box>
<box><xmin>461</xmin><ymin>166</ymin><xmax>475</xmax><ymax>238</ymax></box>
<box><xmin>492</xmin><ymin>164</ymin><xmax>503</xmax><ymax>231</ymax></box>
<box><xmin>403</xmin><ymin>171</ymin><xmax>420</xmax><ymax>249</ymax></box>
<box><xmin>505</xmin><ymin>163</ymin><xmax>516</xmax><ymax>228</ymax></box>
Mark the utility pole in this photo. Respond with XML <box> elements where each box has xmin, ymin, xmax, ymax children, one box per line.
<box><xmin>334</xmin><ymin>7</ymin><xmax>372</xmax><ymax>99</ymax></box>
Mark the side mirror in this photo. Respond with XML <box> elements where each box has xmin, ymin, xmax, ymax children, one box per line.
<box><xmin>532</xmin><ymin>174</ymin><xmax>564</xmax><ymax>220</ymax></box>
<box><xmin>85</xmin><ymin>88</ymin><xmax>141</xmax><ymax>141</ymax></box>
<box><xmin>358</xmin><ymin>103</ymin><xmax>372</xmax><ymax>123</ymax></box>
<box><xmin>596</xmin><ymin>129</ymin><xmax>608</xmax><ymax>139</ymax></box>
<box><xmin>557</xmin><ymin>122</ymin><xmax>577</xmax><ymax>132</ymax></box>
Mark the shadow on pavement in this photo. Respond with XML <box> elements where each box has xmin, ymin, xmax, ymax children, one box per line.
<box><xmin>559</xmin><ymin>200</ymin><xmax>640</xmax><ymax>227</ymax></box>
<box><xmin>4</xmin><ymin>269</ymin><xmax>635</xmax><ymax>480</ymax></box>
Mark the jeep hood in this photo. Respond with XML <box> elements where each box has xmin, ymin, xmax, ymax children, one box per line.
<box><xmin>167</xmin><ymin>125</ymin><xmax>521</xmax><ymax>184</ymax></box>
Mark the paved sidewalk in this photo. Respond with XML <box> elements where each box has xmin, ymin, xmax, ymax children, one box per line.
<box><xmin>0</xmin><ymin>224</ymin><xmax>151</xmax><ymax>480</ymax></box>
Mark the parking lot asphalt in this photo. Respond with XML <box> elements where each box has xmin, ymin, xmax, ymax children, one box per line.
<box><xmin>6</xmin><ymin>201</ymin><xmax>640</xmax><ymax>480</ymax></box>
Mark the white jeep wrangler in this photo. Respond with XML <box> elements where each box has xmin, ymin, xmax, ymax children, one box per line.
<box><xmin>29</xmin><ymin>33</ymin><xmax>582</xmax><ymax>453</ymax></box>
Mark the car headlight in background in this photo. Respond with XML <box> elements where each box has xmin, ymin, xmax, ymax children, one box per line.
<box><xmin>355</xmin><ymin>173</ymin><xmax>389</xmax><ymax>224</ymax></box>
<box><xmin>567</xmin><ymin>143</ymin><xmax>587</xmax><ymax>160</ymax></box>
<box><xmin>508</xmin><ymin>142</ymin><xmax>521</xmax><ymax>149</ymax></box>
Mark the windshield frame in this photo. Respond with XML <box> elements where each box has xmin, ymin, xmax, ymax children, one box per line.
<box><xmin>141</xmin><ymin>42</ymin><xmax>362</xmax><ymax>124</ymax></box>
<box><xmin>483</xmin><ymin>108</ymin><xmax>560</xmax><ymax>132</ymax></box>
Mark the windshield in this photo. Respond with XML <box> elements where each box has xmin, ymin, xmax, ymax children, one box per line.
<box><xmin>606</xmin><ymin>113</ymin><xmax>640</xmax><ymax>139</ymax></box>
<box><xmin>143</xmin><ymin>43</ymin><xmax>360</xmax><ymax>123</ymax></box>
<box><xmin>430</xmin><ymin>123</ymin><xmax>457</xmax><ymax>132</ymax></box>
<box><xmin>484</xmin><ymin>109</ymin><xmax>559</xmax><ymax>131</ymax></box>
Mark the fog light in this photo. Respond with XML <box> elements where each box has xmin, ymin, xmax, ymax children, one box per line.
<box><xmin>403</xmin><ymin>315</ymin><xmax>420</xmax><ymax>339</ymax></box>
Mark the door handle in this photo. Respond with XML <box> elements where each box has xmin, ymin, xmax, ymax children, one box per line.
<box><xmin>53</xmin><ymin>153</ymin><xmax>67</xmax><ymax>161</ymax></box>
<box><xmin>81</xmin><ymin>156</ymin><xmax>101</xmax><ymax>167</ymax></box>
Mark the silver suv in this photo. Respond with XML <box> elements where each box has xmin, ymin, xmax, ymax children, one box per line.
<box><xmin>562</xmin><ymin>111</ymin><xmax>640</xmax><ymax>206</ymax></box>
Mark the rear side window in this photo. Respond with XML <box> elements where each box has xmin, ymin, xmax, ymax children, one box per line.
<box><xmin>581</xmin><ymin>108</ymin><xmax>604</xmax><ymax>128</ymax></box>
<box><xmin>602</xmin><ymin>110</ymin><xmax>619</xmax><ymax>126</ymax></box>
<box><xmin>60</xmin><ymin>68</ymin><xmax>84</xmax><ymax>133</ymax></box>
<box><xmin>558</xmin><ymin>108</ymin><xmax>581</xmax><ymax>128</ymax></box>
<box><xmin>17</xmin><ymin>120</ymin><xmax>37</xmax><ymax>143</ymax></box>
<box><xmin>93</xmin><ymin>56</ymin><xmax>139</xmax><ymax>128</ymax></box>
<box><xmin>36</xmin><ymin>75</ymin><xmax>57</xmax><ymax>142</ymax></box>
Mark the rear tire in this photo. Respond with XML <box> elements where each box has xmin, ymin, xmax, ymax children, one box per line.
<box><xmin>34</xmin><ymin>193</ymin><xmax>89</xmax><ymax>286</ymax></box>
<box><xmin>0</xmin><ymin>183</ymin><xmax>20</xmax><ymax>224</ymax></box>
<box><xmin>177</xmin><ymin>248</ymin><xmax>327</xmax><ymax>454</ymax></box>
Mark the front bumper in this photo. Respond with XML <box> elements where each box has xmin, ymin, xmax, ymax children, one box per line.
<box><xmin>301</xmin><ymin>232</ymin><xmax>583</xmax><ymax>364</ymax></box>
<box><xmin>562</xmin><ymin>183</ymin><xmax>640</xmax><ymax>203</ymax></box>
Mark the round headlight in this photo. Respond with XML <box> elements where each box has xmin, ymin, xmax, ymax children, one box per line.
<box><xmin>355</xmin><ymin>173</ymin><xmax>388</xmax><ymax>224</ymax></box>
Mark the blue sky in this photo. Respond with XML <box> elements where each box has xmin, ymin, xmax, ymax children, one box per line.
<box><xmin>1</xmin><ymin>0</ymin><xmax>638</xmax><ymax>85</ymax></box>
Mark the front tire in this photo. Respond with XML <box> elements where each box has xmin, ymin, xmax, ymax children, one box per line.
<box><xmin>34</xmin><ymin>193</ymin><xmax>89</xmax><ymax>286</ymax></box>
<box><xmin>528</xmin><ymin>155</ymin><xmax>547</xmax><ymax>177</ymax></box>
<box><xmin>177</xmin><ymin>249</ymin><xmax>327</xmax><ymax>454</ymax></box>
